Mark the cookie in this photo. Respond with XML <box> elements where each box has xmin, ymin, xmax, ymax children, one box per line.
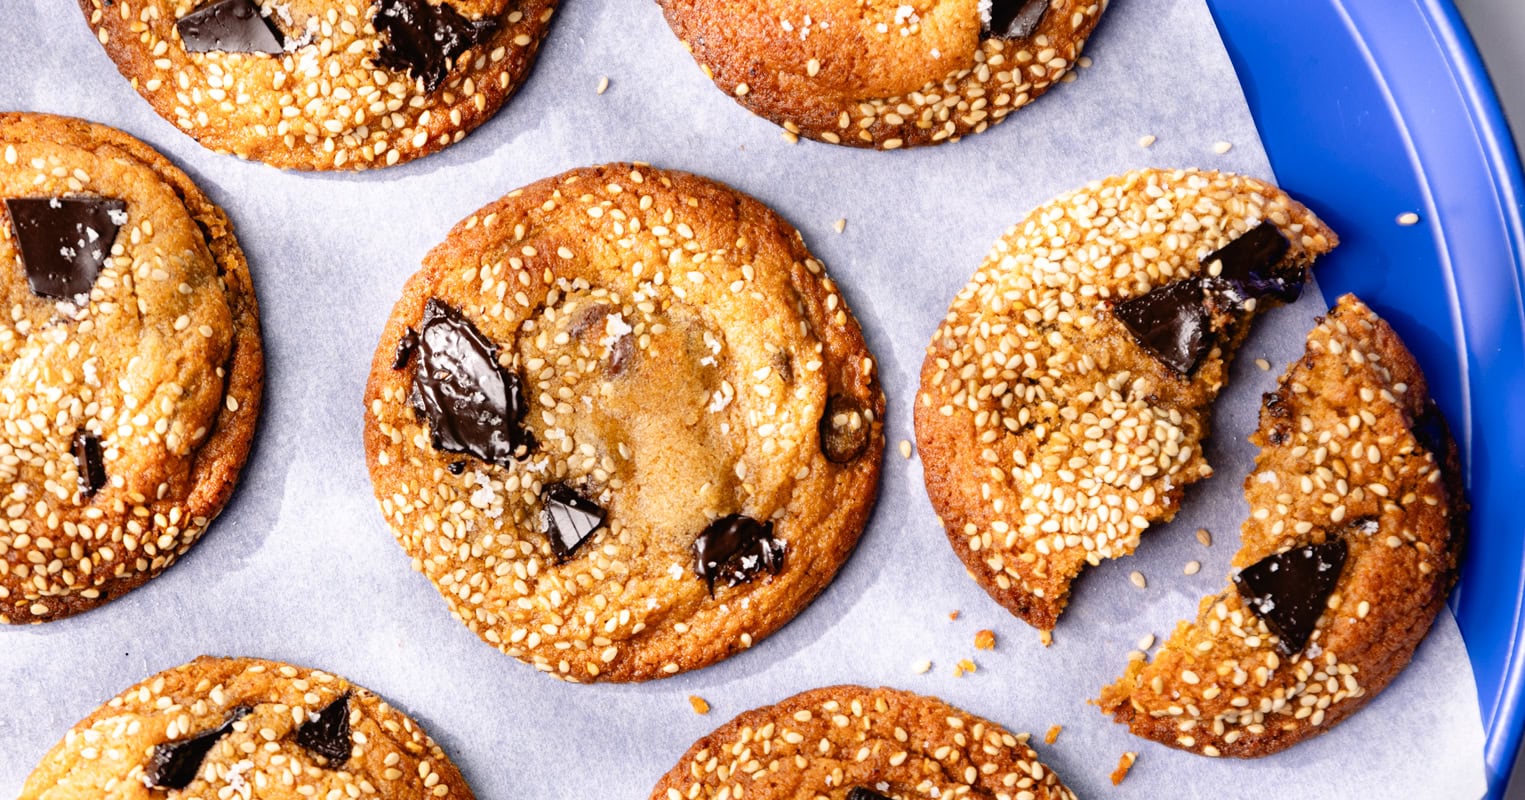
<box><xmin>915</xmin><ymin>169</ymin><xmax>1338</xmax><ymax>631</ymax></box>
<box><xmin>21</xmin><ymin>656</ymin><xmax>474</xmax><ymax>799</ymax></box>
<box><xmin>0</xmin><ymin>113</ymin><xmax>262</xmax><ymax>624</ymax></box>
<box><xmin>363</xmin><ymin>163</ymin><xmax>884</xmax><ymax>681</ymax></box>
<box><xmin>1097</xmin><ymin>295</ymin><xmax>1467</xmax><ymax>757</ymax></box>
<box><xmin>649</xmin><ymin>685</ymin><xmax>1075</xmax><ymax>800</ymax></box>
<box><xmin>656</xmin><ymin>0</ymin><xmax>1104</xmax><ymax>149</ymax></box>
<box><xmin>77</xmin><ymin>0</ymin><xmax>558</xmax><ymax>170</ymax></box>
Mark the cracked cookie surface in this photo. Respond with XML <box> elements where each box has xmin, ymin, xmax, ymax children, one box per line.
<box><xmin>363</xmin><ymin>163</ymin><xmax>884</xmax><ymax>681</ymax></box>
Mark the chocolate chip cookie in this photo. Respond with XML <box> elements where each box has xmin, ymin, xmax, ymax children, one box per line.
<box><xmin>77</xmin><ymin>0</ymin><xmax>558</xmax><ymax>170</ymax></box>
<box><xmin>21</xmin><ymin>656</ymin><xmax>473</xmax><ymax>799</ymax></box>
<box><xmin>363</xmin><ymin>163</ymin><xmax>884</xmax><ymax>681</ymax></box>
<box><xmin>657</xmin><ymin>0</ymin><xmax>1104</xmax><ymax>148</ymax></box>
<box><xmin>1098</xmin><ymin>295</ymin><xmax>1466</xmax><ymax>757</ymax></box>
<box><xmin>0</xmin><ymin>113</ymin><xmax>262</xmax><ymax>624</ymax></box>
<box><xmin>649</xmin><ymin>685</ymin><xmax>1075</xmax><ymax>800</ymax></box>
<box><xmin>915</xmin><ymin>169</ymin><xmax>1338</xmax><ymax>632</ymax></box>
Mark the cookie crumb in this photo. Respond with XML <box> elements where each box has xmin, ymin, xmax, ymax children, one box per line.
<box><xmin>1196</xmin><ymin>528</ymin><xmax>1213</xmax><ymax>547</ymax></box>
<box><xmin>1255</xmin><ymin>357</ymin><xmax>1271</xmax><ymax>371</ymax></box>
<box><xmin>1184</xmin><ymin>560</ymin><xmax>1201</xmax><ymax>576</ymax></box>
<box><xmin>1397</xmin><ymin>211</ymin><xmax>1421</xmax><ymax>226</ymax></box>
<box><xmin>949</xmin><ymin>610</ymin><xmax>960</xmax><ymax>621</ymax></box>
<box><xmin>953</xmin><ymin>658</ymin><xmax>977</xmax><ymax>677</ymax></box>
<box><xmin>1044</xmin><ymin>724</ymin><xmax>1063</xmax><ymax>745</ymax></box>
<box><xmin>1111</xmin><ymin>752</ymin><xmax>1137</xmax><ymax>785</ymax></box>
<box><xmin>1129</xmin><ymin>570</ymin><xmax>1147</xmax><ymax>589</ymax></box>
<box><xmin>1138</xmin><ymin>134</ymin><xmax>1156</xmax><ymax>148</ymax></box>
<box><xmin>974</xmin><ymin>629</ymin><xmax>996</xmax><ymax>650</ymax></box>
<box><xmin>834</xmin><ymin>218</ymin><xmax>846</xmax><ymax>234</ymax></box>
<box><xmin>1137</xmin><ymin>633</ymin><xmax>1155</xmax><ymax>650</ymax></box>
<box><xmin>899</xmin><ymin>439</ymin><xmax>913</xmax><ymax>458</ymax></box>
<box><xmin>688</xmin><ymin>696</ymin><xmax>711</xmax><ymax>715</ymax></box>
<box><xmin>912</xmin><ymin>659</ymin><xmax>933</xmax><ymax>674</ymax></box>
<box><xmin>596</xmin><ymin>76</ymin><xmax>610</xmax><ymax>95</ymax></box>
<box><xmin>1213</xmin><ymin>140</ymin><xmax>1233</xmax><ymax>155</ymax></box>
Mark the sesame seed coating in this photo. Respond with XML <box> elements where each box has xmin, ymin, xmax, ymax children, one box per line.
<box><xmin>1098</xmin><ymin>295</ymin><xmax>1467</xmax><ymax>757</ymax></box>
<box><xmin>76</xmin><ymin>0</ymin><xmax>557</xmax><ymax>170</ymax></box>
<box><xmin>362</xmin><ymin>164</ymin><xmax>884</xmax><ymax>682</ymax></box>
<box><xmin>21</xmin><ymin>656</ymin><xmax>473</xmax><ymax>799</ymax></box>
<box><xmin>657</xmin><ymin>0</ymin><xmax>1104</xmax><ymax>149</ymax></box>
<box><xmin>0</xmin><ymin>113</ymin><xmax>263</xmax><ymax>624</ymax></box>
<box><xmin>914</xmin><ymin>169</ymin><xmax>1338</xmax><ymax>631</ymax></box>
<box><xmin>649</xmin><ymin>685</ymin><xmax>1075</xmax><ymax>800</ymax></box>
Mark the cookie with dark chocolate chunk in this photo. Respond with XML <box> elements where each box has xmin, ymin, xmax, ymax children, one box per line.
<box><xmin>656</xmin><ymin>0</ymin><xmax>1103</xmax><ymax>149</ymax></box>
<box><xmin>363</xmin><ymin>164</ymin><xmax>884</xmax><ymax>681</ymax></box>
<box><xmin>1099</xmin><ymin>295</ymin><xmax>1467</xmax><ymax>757</ymax></box>
<box><xmin>21</xmin><ymin>657</ymin><xmax>473</xmax><ymax>799</ymax></box>
<box><xmin>0</xmin><ymin>113</ymin><xmax>263</xmax><ymax>624</ymax></box>
<box><xmin>77</xmin><ymin>0</ymin><xmax>558</xmax><ymax>170</ymax></box>
<box><xmin>915</xmin><ymin>169</ymin><xmax>1337</xmax><ymax>633</ymax></box>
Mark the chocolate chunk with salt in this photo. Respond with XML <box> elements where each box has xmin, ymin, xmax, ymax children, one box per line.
<box><xmin>1114</xmin><ymin>277</ymin><xmax>1214</xmax><ymax>375</ymax></box>
<box><xmin>374</xmin><ymin>0</ymin><xmax>499</xmax><ymax>92</ymax></box>
<box><xmin>72</xmin><ymin>430</ymin><xmax>106</xmax><ymax>498</ymax></box>
<box><xmin>146</xmin><ymin>707</ymin><xmax>251</xmax><ymax>790</ymax></box>
<box><xmin>392</xmin><ymin>326</ymin><xmax>419</xmax><ymax>369</ymax></box>
<box><xmin>176</xmin><ymin>0</ymin><xmax>285</xmax><ymax>54</ymax></box>
<box><xmin>693</xmin><ymin>515</ymin><xmax>785</xmax><ymax>591</ymax></box>
<box><xmin>848</xmin><ymin>789</ymin><xmax>894</xmax><ymax>800</ymax></box>
<box><xmin>409</xmin><ymin>298</ymin><xmax>531</xmax><ymax>466</ymax></box>
<box><xmin>543</xmin><ymin>483</ymin><xmax>604</xmax><ymax>561</ymax></box>
<box><xmin>6</xmin><ymin>197</ymin><xmax>125</xmax><ymax>300</ymax></box>
<box><xmin>295</xmin><ymin>692</ymin><xmax>352</xmax><ymax>764</ymax></box>
<box><xmin>820</xmin><ymin>393</ymin><xmax>871</xmax><ymax>463</ymax></box>
<box><xmin>1233</xmin><ymin>539</ymin><xmax>1348</xmax><ymax>656</ymax></box>
<box><xmin>987</xmin><ymin>0</ymin><xmax>1049</xmax><ymax>39</ymax></box>
<box><xmin>1201</xmin><ymin>221</ymin><xmax>1300</xmax><ymax>307</ymax></box>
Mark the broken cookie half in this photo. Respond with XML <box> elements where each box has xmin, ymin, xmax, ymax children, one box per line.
<box><xmin>1098</xmin><ymin>295</ymin><xmax>1466</xmax><ymax>756</ymax></box>
<box><xmin>915</xmin><ymin>169</ymin><xmax>1338</xmax><ymax>631</ymax></box>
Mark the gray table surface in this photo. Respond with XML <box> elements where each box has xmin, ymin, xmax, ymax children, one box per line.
<box><xmin>1452</xmin><ymin>1</ymin><xmax>1524</xmax><ymax>796</ymax></box>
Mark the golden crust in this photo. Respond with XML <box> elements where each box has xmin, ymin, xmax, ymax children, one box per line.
<box><xmin>0</xmin><ymin>112</ymin><xmax>263</xmax><ymax>624</ymax></box>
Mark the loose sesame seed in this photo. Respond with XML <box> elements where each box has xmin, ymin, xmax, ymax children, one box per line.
<box><xmin>597</xmin><ymin>76</ymin><xmax>610</xmax><ymax>95</ymax></box>
<box><xmin>1213</xmin><ymin>140</ymin><xmax>1234</xmax><ymax>154</ymax></box>
<box><xmin>1184</xmin><ymin>560</ymin><xmax>1201</xmax><ymax>575</ymax></box>
<box><xmin>1138</xmin><ymin>134</ymin><xmax>1157</xmax><ymax>147</ymax></box>
<box><xmin>1396</xmin><ymin>211</ymin><xmax>1420</xmax><ymax>226</ymax></box>
<box><xmin>1129</xmin><ymin>571</ymin><xmax>1147</xmax><ymax>589</ymax></box>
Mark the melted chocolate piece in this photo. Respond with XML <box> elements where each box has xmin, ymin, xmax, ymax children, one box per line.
<box><xmin>542</xmin><ymin>483</ymin><xmax>604</xmax><ymax>561</ymax></box>
<box><xmin>848</xmin><ymin>789</ymin><xmax>894</xmax><ymax>800</ymax></box>
<box><xmin>373</xmin><ymin>0</ymin><xmax>499</xmax><ymax>92</ymax></box>
<box><xmin>409</xmin><ymin>298</ymin><xmax>531</xmax><ymax>466</ymax></box>
<box><xmin>71</xmin><ymin>430</ymin><xmax>106</xmax><ymax>498</ymax></box>
<box><xmin>819</xmin><ymin>393</ymin><xmax>872</xmax><ymax>463</ymax></box>
<box><xmin>1410</xmin><ymin>400</ymin><xmax>1451</xmax><ymax>464</ymax></box>
<box><xmin>146</xmin><ymin>707</ymin><xmax>251</xmax><ymax>790</ymax></box>
<box><xmin>392</xmin><ymin>326</ymin><xmax>419</xmax><ymax>370</ymax></box>
<box><xmin>987</xmin><ymin>0</ymin><xmax>1049</xmax><ymax>39</ymax></box>
<box><xmin>1233</xmin><ymin>539</ymin><xmax>1348</xmax><ymax>656</ymax></box>
<box><xmin>1201</xmin><ymin>221</ymin><xmax>1300</xmax><ymax>307</ymax></box>
<box><xmin>1114</xmin><ymin>277</ymin><xmax>1214</xmax><ymax>375</ymax></box>
<box><xmin>295</xmin><ymin>692</ymin><xmax>352</xmax><ymax>764</ymax></box>
<box><xmin>5</xmin><ymin>197</ymin><xmax>125</xmax><ymax>300</ymax></box>
<box><xmin>692</xmin><ymin>515</ymin><xmax>785</xmax><ymax>591</ymax></box>
<box><xmin>177</xmin><ymin>0</ymin><xmax>285</xmax><ymax>54</ymax></box>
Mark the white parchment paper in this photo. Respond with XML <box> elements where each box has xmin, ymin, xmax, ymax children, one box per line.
<box><xmin>0</xmin><ymin>0</ymin><xmax>1487</xmax><ymax>796</ymax></box>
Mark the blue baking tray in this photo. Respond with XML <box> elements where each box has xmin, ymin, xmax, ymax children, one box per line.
<box><xmin>1207</xmin><ymin>0</ymin><xmax>1525</xmax><ymax>795</ymax></box>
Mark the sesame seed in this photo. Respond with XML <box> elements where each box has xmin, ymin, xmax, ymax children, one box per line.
<box><xmin>1196</xmin><ymin>528</ymin><xmax>1212</xmax><ymax>547</ymax></box>
<box><xmin>833</xmin><ymin>218</ymin><xmax>846</xmax><ymax>234</ymax></box>
<box><xmin>913</xmin><ymin>659</ymin><xmax>933</xmax><ymax>674</ymax></box>
<box><xmin>1255</xmin><ymin>358</ymin><xmax>1271</xmax><ymax>371</ymax></box>
<box><xmin>596</xmin><ymin>76</ymin><xmax>610</xmax><ymax>95</ymax></box>
<box><xmin>1213</xmin><ymin>140</ymin><xmax>1233</xmax><ymax>154</ymax></box>
<box><xmin>899</xmin><ymin>440</ymin><xmax>913</xmax><ymax>458</ymax></box>
<box><xmin>1129</xmin><ymin>571</ymin><xmax>1147</xmax><ymax>589</ymax></box>
<box><xmin>1184</xmin><ymin>560</ymin><xmax>1201</xmax><ymax>575</ymax></box>
<box><xmin>1397</xmin><ymin>212</ymin><xmax>1420</xmax><ymax>226</ymax></box>
<box><xmin>1138</xmin><ymin>134</ymin><xmax>1157</xmax><ymax>147</ymax></box>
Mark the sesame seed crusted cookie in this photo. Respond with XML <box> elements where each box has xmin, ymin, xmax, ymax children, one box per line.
<box><xmin>1098</xmin><ymin>295</ymin><xmax>1466</xmax><ymax>757</ymax></box>
<box><xmin>76</xmin><ymin>0</ymin><xmax>558</xmax><ymax>170</ymax></box>
<box><xmin>0</xmin><ymin>113</ymin><xmax>262</xmax><ymax>624</ymax></box>
<box><xmin>363</xmin><ymin>163</ymin><xmax>884</xmax><ymax>682</ymax></box>
<box><xmin>656</xmin><ymin>0</ymin><xmax>1104</xmax><ymax>149</ymax></box>
<box><xmin>649</xmin><ymin>685</ymin><xmax>1075</xmax><ymax>800</ymax></box>
<box><xmin>20</xmin><ymin>656</ymin><xmax>474</xmax><ymax>799</ymax></box>
<box><xmin>914</xmin><ymin>169</ymin><xmax>1338</xmax><ymax>632</ymax></box>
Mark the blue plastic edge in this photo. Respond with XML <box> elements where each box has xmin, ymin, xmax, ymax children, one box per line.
<box><xmin>1207</xmin><ymin>0</ymin><xmax>1525</xmax><ymax>796</ymax></box>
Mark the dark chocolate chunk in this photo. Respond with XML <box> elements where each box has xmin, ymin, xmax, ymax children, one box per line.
<box><xmin>409</xmin><ymin>298</ymin><xmax>531</xmax><ymax>466</ymax></box>
<box><xmin>542</xmin><ymin>483</ymin><xmax>604</xmax><ymax>561</ymax></box>
<box><xmin>1114</xmin><ymin>277</ymin><xmax>1214</xmax><ymax>375</ymax></box>
<box><xmin>393</xmin><ymin>327</ymin><xmax>419</xmax><ymax>370</ymax></box>
<box><xmin>987</xmin><ymin>0</ymin><xmax>1049</xmax><ymax>39</ymax></box>
<box><xmin>1349</xmin><ymin>516</ymin><xmax>1380</xmax><ymax>535</ymax></box>
<box><xmin>373</xmin><ymin>0</ymin><xmax>499</xmax><ymax>93</ymax></box>
<box><xmin>146</xmin><ymin>707</ymin><xmax>251</xmax><ymax>790</ymax></box>
<box><xmin>847</xmin><ymin>789</ymin><xmax>894</xmax><ymax>800</ymax></box>
<box><xmin>447</xmin><ymin>459</ymin><xmax>466</xmax><ymax>475</ymax></box>
<box><xmin>5</xmin><ymin>197</ymin><xmax>125</xmax><ymax>300</ymax></box>
<box><xmin>819</xmin><ymin>393</ymin><xmax>871</xmax><ymax>463</ymax></box>
<box><xmin>1410</xmin><ymin>400</ymin><xmax>1451</xmax><ymax>464</ymax></box>
<box><xmin>71</xmin><ymin>430</ymin><xmax>106</xmax><ymax>498</ymax></box>
<box><xmin>692</xmin><ymin>515</ymin><xmax>785</xmax><ymax>591</ymax></box>
<box><xmin>295</xmin><ymin>692</ymin><xmax>352</xmax><ymax>764</ymax></box>
<box><xmin>1201</xmin><ymin>221</ymin><xmax>1300</xmax><ymax>307</ymax></box>
<box><xmin>176</xmin><ymin>0</ymin><xmax>285</xmax><ymax>54</ymax></box>
<box><xmin>1233</xmin><ymin>539</ymin><xmax>1348</xmax><ymax>656</ymax></box>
